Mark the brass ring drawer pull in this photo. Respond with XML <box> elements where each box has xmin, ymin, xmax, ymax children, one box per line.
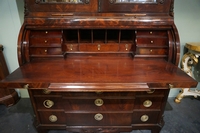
<box><xmin>43</xmin><ymin>100</ymin><xmax>54</xmax><ymax>108</ymax></box>
<box><xmin>94</xmin><ymin>99</ymin><xmax>104</xmax><ymax>106</ymax></box>
<box><xmin>147</xmin><ymin>89</ymin><xmax>155</xmax><ymax>94</ymax></box>
<box><xmin>141</xmin><ymin>115</ymin><xmax>149</xmax><ymax>122</ymax></box>
<box><xmin>143</xmin><ymin>100</ymin><xmax>152</xmax><ymax>108</ymax></box>
<box><xmin>94</xmin><ymin>113</ymin><xmax>103</xmax><ymax>121</ymax></box>
<box><xmin>43</xmin><ymin>89</ymin><xmax>51</xmax><ymax>94</ymax></box>
<box><xmin>49</xmin><ymin>115</ymin><xmax>57</xmax><ymax>122</ymax></box>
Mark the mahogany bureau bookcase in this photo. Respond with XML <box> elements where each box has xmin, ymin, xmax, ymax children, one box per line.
<box><xmin>0</xmin><ymin>0</ymin><xmax>198</xmax><ymax>133</ymax></box>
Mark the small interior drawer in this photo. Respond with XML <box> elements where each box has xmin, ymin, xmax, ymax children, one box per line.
<box><xmin>136</xmin><ymin>31</ymin><xmax>167</xmax><ymax>37</ymax></box>
<box><xmin>136</xmin><ymin>38</ymin><xmax>167</xmax><ymax>46</ymax></box>
<box><xmin>30</xmin><ymin>37</ymin><xmax>62</xmax><ymax>47</ymax></box>
<box><xmin>30</xmin><ymin>30</ymin><xmax>63</xmax><ymax>37</ymax></box>
<box><xmin>136</xmin><ymin>48</ymin><xmax>168</xmax><ymax>55</ymax></box>
<box><xmin>79</xmin><ymin>44</ymin><xmax>119</xmax><ymax>52</ymax></box>
<box><xmin>30</xmin><ymin>47</ymin><xmax>62</xmax><ymax>55</ymax></box>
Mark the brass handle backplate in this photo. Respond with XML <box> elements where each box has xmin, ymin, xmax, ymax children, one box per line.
<box><xmin>43</xmin><ymin>89</ymin><xmax>51</xmax><ymax>94</ymax></box>
<box><xmin>43</xmin><ymin>100</ymin><xmax>54</xmax><ymax>108</ymax></box>
<box><xmin>143</xmin><ymin>100</ymin><xmax>152</xmax><ymax>108</ymax></box>
<box><xmin>94</xmin><ymin>113</ymin><xmax>103</xmax><ymax>121</ymax></box>
<box><xmin>23</xmin><ymin>84</ymin><xmax>29</xmax><ymax>89</ymax></box>
<box><xmin>146</xmin><ymin>89</ymin><xmax>155</xmax><ymax>94</ymax></box>
<box><xmin>141</xmin><ymin>115</ymin><xmax>149</xmax><ymax>122</ymax></box>
<box><xmin>169</xmin><ymin>84</ymin><xmax>174</xmax><ymax>88</ymax></box>
<box><xmin>49</xmin><ymin>115</ymin><xmax>57</xmax><ymax>122</ymax></box>
<box><xmin>94</xmin><ymin>99</ymin><xmax>104</xmax><ymax>106</ymax></box>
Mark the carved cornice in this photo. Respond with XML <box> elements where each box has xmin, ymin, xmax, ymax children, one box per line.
<box><xmin>170</xmin><ymin>0</ymin><xmax>174</xmax><ymax>17</ymax></box>
<box><xmin>24</xmin><ymin>0</ymin><xmax>29</xmax><ymax>16</ymax></box>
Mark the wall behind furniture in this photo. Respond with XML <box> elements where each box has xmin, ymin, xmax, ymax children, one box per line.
<box><xmin>0</xmin><ymin>0</ymin><xmax>199</xmax><ymax>98</ymax></box>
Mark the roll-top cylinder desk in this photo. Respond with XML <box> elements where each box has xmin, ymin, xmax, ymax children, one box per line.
<box><xmin>0</xmin><ymin>0</ymin><xmax>198</xmax><ymax>133</ymax></box>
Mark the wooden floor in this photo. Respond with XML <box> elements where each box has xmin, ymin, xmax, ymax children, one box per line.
<box><xmin>0</xmin><ymin>97</ymin><xmax>200</xmax><ymax>133</ymax></box>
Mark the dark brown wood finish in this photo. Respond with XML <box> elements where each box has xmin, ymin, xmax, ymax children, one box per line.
<box><xmin>0</xmin><ymin>0</ymin><xmax>198</xmax><ymax>133</ymax></box>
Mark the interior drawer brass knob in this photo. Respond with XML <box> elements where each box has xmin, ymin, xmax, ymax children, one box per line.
<box><xmin>94</xmin><ymin>113</ymin><xmax>103</xmax><ymax>121</ymax></box>
<box><xmin>143</xmin><ymin>100</ymin><xmax>152</xmax><ymax>108</ymax></box>
<box><xmin>94</xmin><ymin>99</ymin><xmax>104</xmax><ymax>106</ymax></box>
<box><xmin>43</xmin><ymin>100</ymin><xmax>54</xmax><ymax>108</ymax></box>
<box><xmin>49</xmin><ymin>115</ymin><xmax>57</xmax><ymax>122</ymax></box>
<box><xmin>141</xmin><ymin>115</ymin><xmax>149</xmax><ymax>122</ymax></box>
<box><xmin>150</xmin><ymin>40</ymin><xmax>154</xmax><ymax>44</ymax></box>
<box><xmin>125</xmin><ymin>44</ymin><xmax>129</xmax><ymax>51</ymax></box>
<box><xmin>97</xmin><ymin>44</ymin><xmax>101</xmax><ymax>51</ymax></box>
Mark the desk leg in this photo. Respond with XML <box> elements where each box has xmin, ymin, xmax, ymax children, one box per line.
<box><xmin>175</xmin><ymin>52</ymin><xmax>199</xmax><ymax>103</ymax></box>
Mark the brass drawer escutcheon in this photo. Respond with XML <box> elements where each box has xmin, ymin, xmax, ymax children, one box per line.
<box><xmin>43</xmin><ymin>100</ymin><xmax>54</xmax><ymax>108</ymax></box>
<box><xmin>23</xmin><ymin>84</ymin><xmax>29</xmax><ymax>89</ymax></box>
<box><xmin>43</xmin><ymin>89</ymin><xmax>51</xmax><ymax>94</ymax></box>
<box><xmin>49</xmin><ymin>115</ymin><xmax>57</xmax><ymax>122</ymax></box>
<box><xmin>143</xmin><ymin>100</ymin><xmax>152</xmax><ymax>108</ymax></box>
<box><xmin>147</xmin><ymin>89</ymin><xmax>155</xmax><ymax>94</ymax></box>
<box><xmin>94</xmin><ymin>113</ymin><xmax>103</xmax><ymax>121</ymax></box>
<box><xmin>141</xmin><ymin>115</ymin><xmax>149</xmax><ymax>122</ymax></box>
<box><xmin>94</xmin><ymin>99</ymin><xmax>104</xmax><ymax>106</ymax></box>
<box><xmin>169</xmin><ymin>84</ymin><xmax>174</xmax><ymax>88</ymax></box>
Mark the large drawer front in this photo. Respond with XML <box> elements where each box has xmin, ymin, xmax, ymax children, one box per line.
<box><xmin>34</xmin><ymin>97</ymin><xmax>135</xmax><ymax>111</ymax></box>
<box><xmin>37</xmin><ymin>111</ymin><xmax>132</xmax><ymax>126</ymax></box>
<box><xmin>65</xmin><ymin>113</ymin><xmax>132</xmax><ymax>126</ymax></box>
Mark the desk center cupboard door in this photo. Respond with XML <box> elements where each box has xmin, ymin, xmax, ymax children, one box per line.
<box><xmin>0</xmin><ymin>0</ymin><xmax>198</xmax><ymax>133</ymax></box>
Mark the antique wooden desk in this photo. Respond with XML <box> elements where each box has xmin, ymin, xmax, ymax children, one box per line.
<box><xmin>0</xmin><ymin>0</ymin><xmax>198</xmax><ymax>133</ymax></box>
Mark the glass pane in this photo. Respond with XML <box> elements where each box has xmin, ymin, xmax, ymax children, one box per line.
<box><xmin>115</xmin><ymin>0</ymin><xmax>157</xmax><ymax>3</ymax></box>
<box><xmin>41</xmin><ymin>0</ymin><xmax>84</xmax><ymax>3</ymax></box>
